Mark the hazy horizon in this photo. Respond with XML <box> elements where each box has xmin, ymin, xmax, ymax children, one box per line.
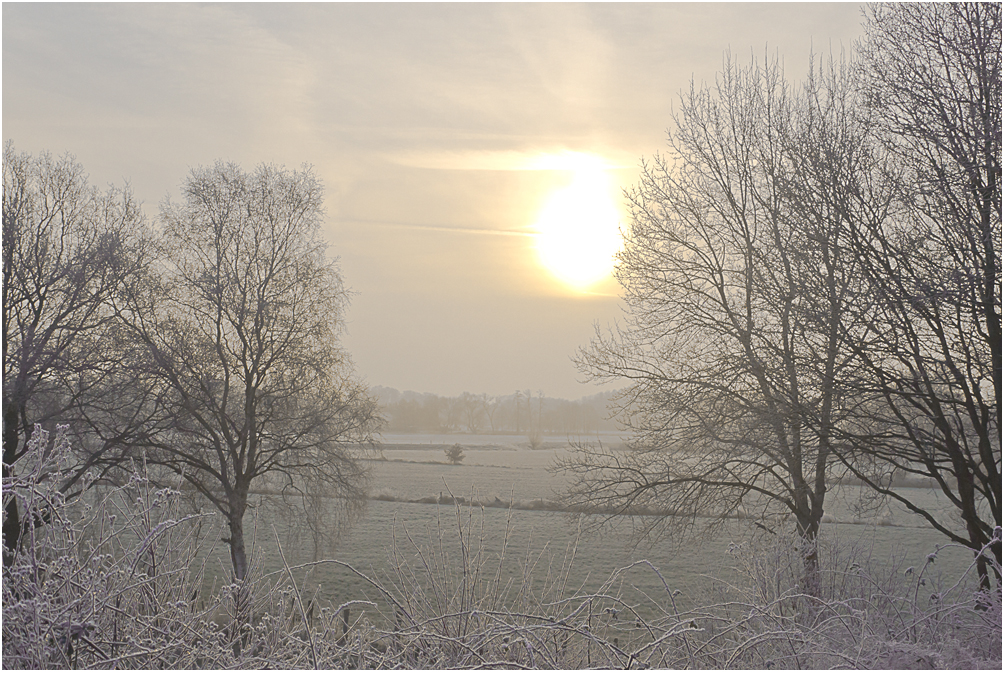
<box><xmin>3</xmin><ymin>2</ymin><xmax>867</xmax><ymax>399</ymax></box>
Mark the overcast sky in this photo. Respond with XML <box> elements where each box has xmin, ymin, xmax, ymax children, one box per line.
<box><xmin>3</xmin><ymin>2</ymin><xmax>866</xmax><ymax>399</ymax></box>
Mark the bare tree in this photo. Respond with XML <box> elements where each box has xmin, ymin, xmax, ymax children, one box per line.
<box><xmin>563</xmin><ymin>54</ymin><xmax>882</xmax><ymax>593</ymax></box>
<box><xmin>836</xmin><ymin>3</ymin><xmax>1001</xmax><ymax>587</ymax></box>
<box><xmin>459</xmin><ymin>392</ymin><xmax>485</xmax><ymax>434</ymax></box>
<box><xmin>566</xmin><ymin>4</ymin><xmax>1000</xmax><ymax>596</ymax></box>
<box><xmin>485</xmin><ymin>395</ymin><xmax>502</xmax><ymax>433</ymax></box>
<box><xmin>2</xmin><ymin>142</ymin><xmax>149</xmax><ymax>564</ymax></box>
<box><xmin>113</xmin><ymin>162</ymin><xmax>378</xmax><ymax>581</ymax></box>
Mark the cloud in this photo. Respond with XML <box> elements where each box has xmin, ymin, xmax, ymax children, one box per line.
<box><xmin>340</xmin><ymin>218</ymin><xmax>534</xmax><ymax>238</ymax></box>
<box><xmin>389</xmin><ymin>149</ymin><xmax>632</xmax><ymax>172</ymax></box>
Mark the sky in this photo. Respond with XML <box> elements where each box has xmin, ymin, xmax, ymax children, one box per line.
<box><xmin>3</xmin><ymin>2</ymin><xmax>867</xmax><ymax>399</ymax></box>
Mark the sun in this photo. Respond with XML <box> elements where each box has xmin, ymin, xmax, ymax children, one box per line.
<box><xmin>533</xmin><ymin>155</ymin><xmax>622</xmax><ymax>291</ymax></box>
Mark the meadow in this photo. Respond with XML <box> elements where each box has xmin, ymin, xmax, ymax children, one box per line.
<box><xmin>5</xmin><ymin>427</ymin><xmax>999</xmax><ymax>668</ymax></box>
<box><xmin>206</xmin><ymin>433</ymin><xmax>980</xmax><ymax>617</ymax></box>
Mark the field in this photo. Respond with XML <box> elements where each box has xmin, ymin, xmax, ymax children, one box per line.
<box><xmin>7</xmin><ymin>428</ymin><xmax>998</xmax><ymax>669</ymax></box>
<box><xmin>201</xmin><ymin>432</ymin><xmax>981</xmax><ymax>614</ymax></box>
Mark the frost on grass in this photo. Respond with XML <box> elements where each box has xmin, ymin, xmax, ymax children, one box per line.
<box><xmin>2</xmin><ymin>426</ymin><xmax>1001</xmax><ymax>668</ymax></box>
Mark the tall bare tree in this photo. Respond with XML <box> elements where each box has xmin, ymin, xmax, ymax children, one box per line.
<box><xmin>114</xmin><ymin>162</ymin><xmax>378</xmax><ymax>581</ymax></box>
<box><xmin>563</xmin><ymin>55</ymin><xmax>879</xmax><ymax>593</ymax></box>
<box><xmin>2</xmin><ymin>142</ymin><xmax>149</xmax><ymax>565</ymax></box>
<box><xmin>836</xmin><ymin>3</ymin><xmax>1001</xmax><ymax>587</ymax></box>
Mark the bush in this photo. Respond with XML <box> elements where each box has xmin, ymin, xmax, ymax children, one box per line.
<box><xmin>1</xmin><ymin>426</ymin><xmax>375</xmax><ymax>668</ymax></box>
<box><xmin>444</xmin><ymin>444</ymin><xmax>465</xmax><ymax>465</ymax></box>
<box><xmin>350</xmin><ymin>511</ymin><xmax>1001</xmax><ymax>669</ymax></box>
<box><xmin>678</xmin><ymin>535</ymin><xmax>1002</xmax><ymax>669</ymax></box>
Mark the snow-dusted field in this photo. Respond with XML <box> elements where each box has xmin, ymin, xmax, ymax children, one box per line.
<box><xmin>189</xmin><ymin>433</ymin><xmax>980</xmax><ymax>616</ymax></box>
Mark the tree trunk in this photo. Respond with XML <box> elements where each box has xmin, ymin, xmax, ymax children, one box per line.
<box><xmin>226</xmin><ymin>499</ymin><xmax>252</xmax><ymax>653</ymax></box>
<box><xmin>227</xmin><ymin>509</ymin><xmax>249</xmax><ymax>582</ymax></box>
<box><xmin>2</xmin><ymin>400</ymin><xmax>22</xmax><ymax>567</ymax></box>
<box><xmin>796</xmin><ymin>514</ymin><xmax>821</xmax><ymax>600</ymax></box>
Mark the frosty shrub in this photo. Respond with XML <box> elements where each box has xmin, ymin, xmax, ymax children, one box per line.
<box><xmin>0</xmin><ymin>426</ymin><xmax>375</xmax><ymax>669</ymax></box>
<box><xmin>345</xmin><ymin>515</ymin><xmax>1001</xmax><ymax>669</ymax></box>
<box><xmin>675</xmin><ymin>534</ymin><xmax>1002</xmax><ymax>669</ymax></box>
<box><xmin>3</xmin><ymin>425</ymin><xmax>216</xmax><ymax>667</ymax></box>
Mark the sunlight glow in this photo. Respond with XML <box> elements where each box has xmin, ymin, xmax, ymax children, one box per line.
<box><xmin>533</xmin><ymin>154</ymin><xmax>622</xmax><ymax>291</ymax></box>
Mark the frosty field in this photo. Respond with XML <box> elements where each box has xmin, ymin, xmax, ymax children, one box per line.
<box><xmin>184</xmin><ymin>433</ymin><xmax>981</xmax><ymax>620</ymax></box>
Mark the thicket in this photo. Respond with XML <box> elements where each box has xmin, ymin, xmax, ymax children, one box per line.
<box><xmin>3</xmin><ymin>426</ymin><xmax>1000</xmax><ymax>669</ymax></box>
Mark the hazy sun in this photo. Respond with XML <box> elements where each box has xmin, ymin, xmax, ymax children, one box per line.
<box><xmin>533</xmin><ymin>154</ymin><xmax>621</xmax><ymax>291</ymax></box>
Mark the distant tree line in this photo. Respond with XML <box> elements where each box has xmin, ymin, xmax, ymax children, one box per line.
<box><xmin>562</xmin><ymin>3</ymin><xmax>1000</xmax><ymax>596</ymax></box>
<box><xmin>373</xmin><ymin>386</ymin><xmax>619</xmax><ymax>436</ymax></box>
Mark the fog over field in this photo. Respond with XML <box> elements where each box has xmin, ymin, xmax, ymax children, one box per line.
<box><xmin>3</xmin><ymin>2</ymin><xmax>1000</xmax><ymax>669</ymax></box>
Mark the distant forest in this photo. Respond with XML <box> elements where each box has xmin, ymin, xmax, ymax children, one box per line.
<box><xmin>372</xmin><ymin>386</ymin><xmax>620</xmax><ymax>435</ymax></box>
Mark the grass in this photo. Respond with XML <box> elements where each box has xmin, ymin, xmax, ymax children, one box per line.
<box><xmin>4</xmin><ymin>426</ymin><xmax>1001</xmax><ymax>668</ymax></box>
